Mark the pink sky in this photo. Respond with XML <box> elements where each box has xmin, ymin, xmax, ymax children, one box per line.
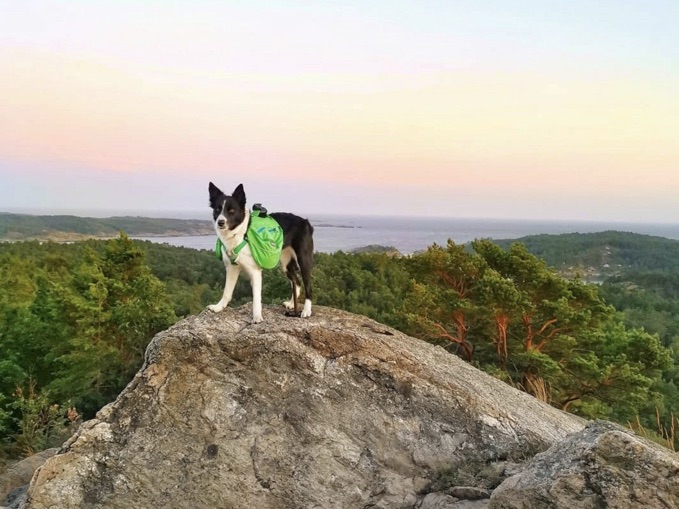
<box><xmin>1</xmin><ymin>1</ymin><xmax>678</xmax><ymax>221</ymax></box>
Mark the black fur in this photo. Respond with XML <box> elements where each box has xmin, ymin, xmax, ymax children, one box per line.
<box><xmin>270</xmin><ymin>212</ymin><xmax>314</xmax><ymax>302</ymax></box>
<box><xmin>209</xmin><ymin>182</ymin><xmax>246</xmax><ymax>231</ymax></box>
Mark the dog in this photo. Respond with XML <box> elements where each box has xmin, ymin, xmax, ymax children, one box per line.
<box><xmin>208</xmin><ymin>182</ymin><xmax>314</xmax><ymax>323</ymax></box>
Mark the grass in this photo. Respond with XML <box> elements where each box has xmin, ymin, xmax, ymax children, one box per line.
<box><xmin>628</xmin><ymin>409</ymin><xmax>677</xmax><ymax>452</ymax></box>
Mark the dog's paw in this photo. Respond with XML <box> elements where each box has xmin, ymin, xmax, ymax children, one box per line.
<box><xmin>282</xmin><ymin>299</ymin><xmax>295</xmax><ymax>310</ymax></box>
<box><xmin>301</xmin><ymin>300</ymin><xmax>312</xmax><ymax>318</ymax></box>
<box><xmin>252</xmin><ymin>314</ymin><xmax>263</xmax><ymax>324</ymax></box>
<box><xmin>208</xmin><ymin>303</ymin><xmax>225</xmax><ymax>313</ymax></box>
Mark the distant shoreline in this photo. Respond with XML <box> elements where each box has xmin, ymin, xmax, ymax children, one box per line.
<box><xmin>314</xmin><ymin>223</ymin><xmax>362</xmax><ymax>229</ymax></box>
<box><xmin>0</xmin><ymin>211</ymin><xmax>364</xmax><ymax>242</ymax></box>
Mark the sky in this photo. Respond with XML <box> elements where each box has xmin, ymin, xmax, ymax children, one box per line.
<box><xmin>1</xmin><ymin>0</ymin><xmax>678</xmax><ymax>222</ymax></box>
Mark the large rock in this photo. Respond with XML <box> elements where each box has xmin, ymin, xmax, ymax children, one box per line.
<box><xmin>22</xmin><ymin>305</ymin><xmax>584</xmax><ymax>509</ymax></box>
<box><xmin>489</xmin><ymin>420</ymin><xmax>679</xmax><ymax>509</ymax></box>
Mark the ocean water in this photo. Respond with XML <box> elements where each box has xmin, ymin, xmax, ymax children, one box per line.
<box><xmin>135</xmin><ymin>215</ymin><xmax>679</xmax><ymax>255</ymax></box>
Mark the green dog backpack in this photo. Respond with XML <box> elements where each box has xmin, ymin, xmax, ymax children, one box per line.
<box><xmin>216</xmin><ymin>209</ymin><xmax>284</xmax><ymax>269</ymax></box>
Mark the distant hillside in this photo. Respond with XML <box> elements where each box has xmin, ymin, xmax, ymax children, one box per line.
<box><xmin>493</xmin><ymin>231</ymin><xmax>679</xmax><ymax>279</ymax></box>
<box><xmin>0</xmin><ymin>212</ymin><xmax>213</xmax><ymax>241</ymax></box>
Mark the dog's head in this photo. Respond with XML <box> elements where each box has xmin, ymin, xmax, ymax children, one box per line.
<box><xmin>208</xmin><ymin>182</ymin><xmax>247</xmax><ymax>231</ymax></box>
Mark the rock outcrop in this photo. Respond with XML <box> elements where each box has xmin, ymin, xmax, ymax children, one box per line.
<box><xmin>489</xmin><ymin>420</ymin><xmax>679</xmax><ymax>509</ymax></box>
<box><xmin>21</xmin><ymin>305</ymin><xmax>585</xmax><ymax>508</ymax></box>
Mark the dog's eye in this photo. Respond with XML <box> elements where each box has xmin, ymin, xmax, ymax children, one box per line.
<box><xmin>227</xmin><ymin>209</ymin><xmax>235</xmax><ymax>215</ymax></box>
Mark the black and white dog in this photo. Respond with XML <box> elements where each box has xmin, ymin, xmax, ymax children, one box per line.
<box><xmin>208</xmin><ymin>182</ymin><xmax>314</xmax><ymax>322</ymax></box>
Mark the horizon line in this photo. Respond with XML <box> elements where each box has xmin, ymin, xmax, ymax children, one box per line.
<box><xmin>3</xmin><ymin>208</ymin><xmax>679</xmax><ymax>227</ymax></box>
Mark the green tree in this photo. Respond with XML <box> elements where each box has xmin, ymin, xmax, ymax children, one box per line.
<box><xmin>552</xmin><ymin>324</ymin><xmax>671</xmax><ymax>420</ymax></box>
<box><xmin>403</xmin><ymin>241</ymin><xmax>486</xmax><ymax>360</ymax></box>
<box><xmin>48</xmin><ymin>235</ymin><xmax>176</xmax><ymax>418</ymax></box>
<box><xmin>314</xmin><ymin>251</ymin><xmax>411</xmax><ymax>327</ymax></box>
<box><xmin>403</xmin><ymin>239</ymin><xmax>671</xmax><ymax>421</ymax></box>
<box><xmin>475</xmin><ymin>268</ymin><xmax>524</xmax><ymax>366</ymax></box>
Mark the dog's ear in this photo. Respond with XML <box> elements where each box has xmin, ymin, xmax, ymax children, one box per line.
<box><xmin>232</xmin><ymin>184</ymin><xmax>246</xmax><ymax>208</ymax></box>
<box><xmin>208</xmin><ymin>182</ymin><xmax>223</xmax><ymax>208</ymax></box>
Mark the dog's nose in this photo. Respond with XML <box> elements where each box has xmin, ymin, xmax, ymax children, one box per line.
<box><xmin>218</xmin><ymin>219</ymin><xmax>226</xmax><ymax>228</ymax></box>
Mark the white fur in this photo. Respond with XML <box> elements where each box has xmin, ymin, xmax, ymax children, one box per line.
<box><xmin>208</xmin><ymin>209</ymin><xmax>265</xmax><ymax>323</ymax></box>
<box><xmin>301</xmin><ymin>298</ymin><xmax>312</xmax><ymax>318</ymax></box>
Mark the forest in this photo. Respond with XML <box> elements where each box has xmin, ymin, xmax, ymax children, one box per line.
<box><xmin>1</xmin><ymin>230</ymin><xmax>678</xmax><ymax>463</ymax></box>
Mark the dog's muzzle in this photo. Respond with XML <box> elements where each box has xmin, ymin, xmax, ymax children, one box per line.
<box><xmin>217</xmin><ymin>219</ymin><xmax>226</xmax><ymax>228</ymax></box>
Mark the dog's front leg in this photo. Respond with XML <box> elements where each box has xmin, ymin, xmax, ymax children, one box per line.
<box><xmin>208</xmin><ymin>263</ymin><xmax>241</xmax><ymax>312</ymax></box>
<box><xmin>250</xmin><ymin>270</ymin><xmax>263</xmax><ymax>323</ymax></box>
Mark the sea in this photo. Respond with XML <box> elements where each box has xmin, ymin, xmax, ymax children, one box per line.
<box><xmin>134</xmin><ymin>215</ymin><xmax>679</xmax><ymax>255</ymax></box>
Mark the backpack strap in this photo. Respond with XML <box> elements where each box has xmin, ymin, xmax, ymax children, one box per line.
<box><xmin>215</xmin><ymin>238</ymin><xmax>248</xmax><ymax>265</ymax></box>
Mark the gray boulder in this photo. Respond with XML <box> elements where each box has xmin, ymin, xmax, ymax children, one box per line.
<box><xmin>22</xmin><ymin>305</ymin><xmax>584</xmax><ymax>509</ymax></box>
<box><xmin>0</xmin><ymin>449</ymin><xmax>57</xmax><ymax>508</ymax></box>
<box><xmin>489</xmin><ymin>420</ymin><xmax>679</xmax><ymax>509</ymax></box>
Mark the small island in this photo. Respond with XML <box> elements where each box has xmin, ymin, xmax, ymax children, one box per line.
<box><xmin>350</xmin><ymin>244</ymin><xmax>401</xmax><ymax>256</ymax></box>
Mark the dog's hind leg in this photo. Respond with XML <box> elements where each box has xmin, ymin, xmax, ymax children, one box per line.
<box><xmin>283</xmin><ymin>261</ymin><xmax>302</xmax><ymax>317</ymax></box>
<box><xmin>283</xmin><ymin>275</ymin><xmax>301</xmax><ymax>310</ymax></box>
<box><xmin>292</xmin><ymin>279</ymin><xmax>299</xmax><ymax>315</ymax></box>
<box><xmin>298</xmin><ymin>253</ymin><xmax>313</xmax><ymax>318</ymax></box>
<box><xmin>280</xmin><ymin>247</ymin><xmax>301</xmax><ymax>311</ymax></box>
